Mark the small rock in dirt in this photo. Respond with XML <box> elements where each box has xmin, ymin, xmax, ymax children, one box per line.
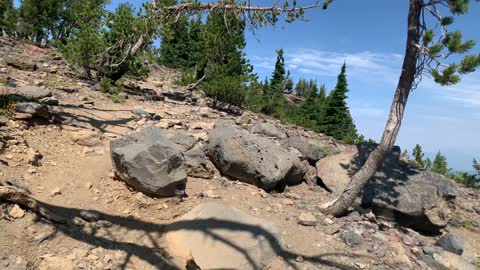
<box><xmin>423</xmin><ymin>244</ymin><xmax>438</xmax><ymax>255</ymax></box>
<box><xmin>40</xmin><ymin>96</ymin><xmax>59</xmax><ymax>106</ymax></box>
<box><xmin>50</xmin><ymin>188</ymin><xmax>61</xmax><ymax>197</ymax></box>
<box><xmin>436</xmin><ymin>233</ymin><xmax>464</xmax><ymax>255</ymax></box>
<box><xmin>26</xmin><ymin>148</ymin><xmax>42</xmax><ymax>166</ymax></box>
<box><xmin>340</xmin><ymin>229</ymin><xmax>364</xmax><ymax>247</ymax></box>
<box><xmin>11</xmin><ymin>85</ymin><xmax>52</xmax><ymax>99</ymax></box>
<box><xmin>298</xmin><ymin>212</ymin><xmax>317</xmax><ymax>226</ymax></box>
<box><xmin>9</xmin><ymin>204</ymin><xmax>25</xmax><ymax>219</ymax></box>
<box><xmin>250</xmin><ymin>122</ymin><xmax>286</xmax><ymax>139</ymax></box>
<box><xmin>79</xmin><ymin>210</ymin><xmax>100</xmax><ymax>222</ymax></box>
<box><xmin>15</xmin><ymin>102</ymin><xmax>49</xmax><ymax>119</ymax></box>
<box><xmin>235</xmin><ymin>113</ymin><xmax>252</xmax><ymax>125</ymax></box>
<box><xmin>95</xmin><ymin>220</ymin><xmax>113</xmax><ymax>228</ymax></box>
<box><xmin>432</xmin><ymin>250</ymin><xmax>479</xmax><ymax>270</ymax></box>
<box><xmin>70</xmin><ymin>130</ymin><xmax>102</xmax><ymax>147</ymax></box>
<box><xmin>132</xmin><ymin>106</ymin><xmax>158</xmax><ymax>119</ymax></box>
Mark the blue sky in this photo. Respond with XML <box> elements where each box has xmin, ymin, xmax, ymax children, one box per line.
<box><xmin>63</xmin><ymin>1</ymin><xmax>480</xmax><ymax>170</ymax></box>
<box><xmin>113</xmin><ymin>0</ymin><xmax>479</xmax><ymax>171</ymax></box>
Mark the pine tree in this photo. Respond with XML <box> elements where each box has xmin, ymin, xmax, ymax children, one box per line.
<box><xmin>201</xmin><ymin>9</ymin><xmax>251</xmax><ymax>108</ymax></box>
<box><xmin>17</xmin><ymin>0</ymin><xmax>64</xmax><ymax>43</ymax></box>
<box><xmin>0</xmin><ymin>0</ymin><xmax>17</xmax><ymax>36</ymax></box>
<box><xmin>425</xmin><ymin>158</ymin><xmax>432</xmax><ymax>169</ymax></box>
<box><xmin>320</xmin><ymin>63</ymin><xmax>357</xmax><ymax>141</ymax></box>
<box><xmin>412</xmin><ymin>144</ymin><xmax>425</xmax><ymax>168</ymax></box>
<box><xmin>270</xmin><ymin>49</ymin><xmax>286</xmax><ymax>91</ymax></box>
<box><xmin>431</xmin><ymin>151</ymin><xmax>449</xmax><ymax>175</ymax></box>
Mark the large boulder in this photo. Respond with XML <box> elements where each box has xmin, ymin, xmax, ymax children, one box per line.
<box><xmin>184</xmin><ymin>144</ymin><xmax>216</xmax><ymax>179</ymax></box>
<box><xmin>15</xmin><ymin>102</ymin><xmax>49</xmax><ymax>119</ymax></box>
<box><xmin>317</xmin><ymin>144</ymin><xmax>456</xmax><ymax>233</ymax></box>
<box><xmin>282</xmin><ymin>136</ymin><xmax>335</xmax><ymax>164</ymax></box>
<box><xmin>4</xmin><ymin>55</ymin><xmax>37</xmax><ymax>71</ymax></box>
<box><xmin>165</xmin><ymin>202</ymin><xmax>283</xmax><ymax>270</ymax></box>
<box><xmin>207</xmin><ymin>126</ymin><xmax>304</xmax><ymax>190</ymax></box>
<box><xmin>250</xmin><ymin>122</ymin><xmax>286</xmax><ymax>139</ymax></box>
<box><xmin>110</xmin><ymin>126</ymin><xmax>187</xmax><ymax>197</ymax></box>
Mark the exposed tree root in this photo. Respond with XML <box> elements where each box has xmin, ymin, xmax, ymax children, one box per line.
<box><xmin>0</xmin><ymin>185</ymin><xmax>66</xmax><ymax>224</ymax></box>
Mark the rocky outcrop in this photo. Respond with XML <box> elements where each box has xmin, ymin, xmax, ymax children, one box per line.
<box><xmin>110</xmin><ymin>126</ymin><xmax>187</xmax><ymax>197</ymax></box>
<box><xmin>207</xmin><ymin>126</ymin><xmax>304</xmax><ymax>190</ymax></box>
<box><xmin>317</xmin><ymin>144</ymin><xmax>457</xmax><ymax>233</ymax></box>
<box><xmin>283</xmin><ymin>136</ymin><xmax>335</xmax><ymax>164</ymax></box>
<box><xmin>10</xmin><ymin>85</ymin><xmax>52</xmax><ymax>100</ymax></box>
<box><xmin>3</xmin><ymin>55</ymin><xmax>37</xmax><ymax>71</ymax></box>
<box><xmin>250</xmin><ymin>122</ymin><xmax>286</xmax><ymax>139</ymax></box>
<box><xmin>165</xmin><ymin>202</ymin><xmax>283</xmax><ymax>270</ymax></box>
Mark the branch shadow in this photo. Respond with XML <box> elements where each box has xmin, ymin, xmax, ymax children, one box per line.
<box><xmin>30</xmin><ymin>201</ymin><xmax>368</xmax><ymax>270</ymax></box>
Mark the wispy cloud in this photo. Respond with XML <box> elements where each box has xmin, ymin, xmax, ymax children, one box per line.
<box><xmin>251</xmin><ymin>49</ymin><xmax>403</xmax><ymax>85</ymax></box>
<box><xmin>422</xmin><ymin>73</ymin><xmax>480</xmax><ymax>108</ymax></box>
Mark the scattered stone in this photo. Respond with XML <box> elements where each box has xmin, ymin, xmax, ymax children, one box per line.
<box><xmin>15</xmin><ymin>102</ymin><xmax>49</xmax><ymax>119</ymax></box>
<box><xmin>40</xmin><ymin>96</ymin><xmax>59</xmax><ymax>106</ymax></box>
<box><xmin>340</xmin><ymin>229</ymin><xmax>363</xmax><ymax>247</ymax></box>
<box><xmin>131</xmin><ymin>106</ymin><xmax>158</xmax><ymax>119</ymax></box>
<box><xmin>302</xmin><ymin>160</ymin><xmax>317</xmax><ymax>185</ymax></box>
<box><xmin>79</xmin><ymin>210</ymin><xmax>100</xmax><ymax>222</ymax></box>
<box><xmin>110</xmin><ymin>126</ymin><xmax>187</xmax><ymax>197</ymax></box>
<box><xmin>207</xmin><ymin>126</ymin><xmax>304</xmax><ymax>191</ymax></box>
<box><xmin>26</xmin><ymin>148</ymin><xmax>42</xmax><ymax>166</ymax></box>
<box><xmin>184</xmin><ymin>145</ymin><xmax>216</xmax><ymax>179</ymax></box>
<box><xmin>9</xmin><ymin>204</ymin><xmax>25</xmax><ymax>219</ymax></box>
<box><xmin>432</xmin><ymin>250</ymin><xmax>479</xmax><ymax>270</ymax></box>
<box><xmin>235</xmin><ymin>113</ymin><xmax>252</xmax><ymax>125</ymax></box>
<box><xmin>95</xmin><ymin>220</ymin><xmax>113</xmax><ymax>228</ymax></box>
<box><xmin>423</xmin><ymin>244</ymin><xmax>438</xmax><ymax>255</ymax></box>
<box><xmin>298</xmin><ymin>212</ymin><xmax>317</xmax><ymax>226</ymax></box>
<box><xmin>165</xmin><ymin>202</ymin><xmax>283</xmax><ymax>270</ymax></box>
<box><xmin>56</xmin><ymin>84</ymin><xmax>80</xmax><ymax>93</ymax></box>
<box><xmin>70</xmin><ymin>130</ymin><xmax>102</xmax><ymax>147</ymax></box>
<box><xmin>436</xmin><ymin>233</ymin><xmax>464</xmax><ymax>255</ymax></box>
<box><xmin>189</xmin><ymin>121</ymin><xmax>215</xmax><ymax>130</ymax></box>
<box><xmin>250</xmin><ymin>122</ymin><xmax>286</xmax><ymax>139</ymax></box>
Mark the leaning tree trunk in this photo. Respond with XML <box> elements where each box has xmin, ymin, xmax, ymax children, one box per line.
<box><xmin>322</xmin><ymin>0</ymin><xmax>422</xmax><ymax>216</ymax></box>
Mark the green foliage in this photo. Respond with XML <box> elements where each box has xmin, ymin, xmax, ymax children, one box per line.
<box><xmin>0</xmin><ymin>0</ymin><xmax>18</xmax><ymax>35</ymax></box>
<box><xmin>320</xmin><ymin>63</ymin><xmax>358</xmax><ymax>142</ymax></box>
<box><xmin>425</xmin><ymin>158</ymin><xmax>432</xmax><ymax>169</ymax></box>
<box><xmin>199</xmin><ymin>9</ymin><xmax>251</xmax><ymax>108</ymax></box>
<box><xmin>270</xmin><ymin>49</ymin><xmax>286</xmax><ymax>90</ymax></box>
<box><xmin>431</xmin><ymin>151</ymin><xmax>449</xmax><ymax>175</ymax></box>
<box><xmin>412</xmin><ymin>144</ymin><xmax>426</xmax><ymax>168</ymax></box>
<box><xmin>0</xmin><ymin>94</ymin><xmax>15</xmax><ymax>115</ymax></box>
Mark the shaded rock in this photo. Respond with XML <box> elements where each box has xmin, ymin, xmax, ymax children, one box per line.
<box><xmin>40</xmin><ymin>96</ymin><xmax>59</xmax><ymax>106</ymax></box>
<box><xmin>4</xmin><ymin>55</ymin><xmax>36</xmax><ymax>71</ymax></box>
<box><xmin>235</xmin><ymin>113</ymin><xmax>252</xmax><ymax>125</ymax></box>
<box><xmin>15</xmin><ymin>102</ymin><xmax>49</xmax><ymax>119</ymax></box>
<box><xmin>317</xmin><ymin>145</ymin><xmax>457</xmax><ymax>233</ymax></box>
<box><xmin>56</xmin><ymin>84</ymin><xmax>80</xmax><ymax>93</ymax></box>
<box><xmin>79</xmin><ymin>210</ymin><xmax>100</xmax><ymax>222</ymax></box>
<box><xmin>302</xmin><ymin>160</ymin><xmax>317</xmax><ymax>185</ymax></box>
<box><xmin>131</xmin><ymin>106</ymin><xmax>158</xmax><ymax>119</ymax></box>
<box><xmin>207</xmin><ymin>126</ymin><xmax>304</xmax><ymax>191</ymax></box>
<box><xmin>436</xmin><ymin>234</ymin><xmax>464</xmax><ymax>255</ymax></box>
<box><xmin>11</xmin><ymin>85</ymin><xmax>52</xmax><ymax>99</ymax></box>
<box><xmin>184</xmin><ymin>145</ymin><xmax>216</xmax><ymax>179</ymax></box>
<box><xmin>251</xmin><ymin>122</ymin><xmax>286</xmax><ymax>139</ymax></box>
<box><xmin>165</xmin><ymin>202</ymin><xmax>283</xmax><ymax>270</ymax></box>
<box><xmin>111</xmin><ymin>126</ymin><xmax>187</xmax><ymax>197</ymax></box>
<box><xmin>164</xmin><ymin>130</ymin><xmax>197</xmax><ymax>152</ymax></box>
<box><xmin>284</xmin><ymin>136</ymin><xmax>334</xmax><ymax>164</ymax></box>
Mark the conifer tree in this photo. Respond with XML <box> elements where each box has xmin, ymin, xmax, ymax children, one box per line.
<box><xmin>201</xmin><ymin>9</ymin><xmax>251</xmax><ymax>108</ymax></box>
<box><xmin>425</xmin><ymin>158</ymin><xmax>432</xmax><ymax>169</ymax></box>
<box><xmin>320</xmin><ymin>63</ymin><xmax>357</xmax><ymax>141</ymax></box>
<box><xmin>412</xmin><ymin>144</ymin><xmax>425</xmax><ymax>168</ymax></box>
<box><xmin>270</xmin><ymin>49</ymin><xmax>286</xmax><ymax>91</ymax></box>
<box><xmin>17</xmin><ymin>0</ymin><xmax>63</xmax><ymax>42</ymax></box>
<box><xmin>431</xmin><ymin>151</ymin><xmax>449</xmax><ymax>175</ymax></box>
<box><xmin>0</xmin><ymin>0</ymin><xmax>17</xmax><ymax>36</ymax></box>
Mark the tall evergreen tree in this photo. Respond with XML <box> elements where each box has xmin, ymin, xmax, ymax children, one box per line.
<box><xmin>201</xmin><ymin>9</ymin><xmax>251</xmax><ymax>108</ymax></box>
<box><xmin>431</xmin><ymin>151</ymin><xmax>449</xmax><ymax>175</ymax></box>
<box><xmin>17</xmin><ymin>0</ymin><xmax>63</xmax><ymax>42</ymax></box>
<box><xmin>425</xmin><ymin>158</ymin><xmax>432</xmax><ymax>169</ymax></box>
<box><xmin>412</xmin><ymin>144</ymin><xmax>425</xmax><ymax>168</ymax></box>
<box><xmin>0</xmin><ymin>0</ymin><xmax>17</xmax><ymax>36</ymax></box>
<box><xmin>270</xmin><ymin>49</ymin><xmax>286</xmax><ymax>90</ymax></box>
<box><xmin>320</xmin><ymin>63</ymin><xmax>357</xmax><ymax>141</ymax></box>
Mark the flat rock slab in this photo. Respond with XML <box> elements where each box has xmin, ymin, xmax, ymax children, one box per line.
<box><xmin>165</xmin><ymin>202</ymin><xmax>283</xmax><ymax>270</ymax></box>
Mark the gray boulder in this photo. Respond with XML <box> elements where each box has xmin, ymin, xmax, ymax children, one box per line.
<box><xmin>110</xmin><ymin>126</ymin><xmax>187</xmax><ymax>197</ymax></box>
<box><xmin>436</xmin><ymin>234</ymin><xmax>464</xmax><ymax>255</ymax></box>
<box><xmin>317</xmin><ymin>144</ymin><xmax>457</xmax><ymax>233</ymax></box>
<box><xmin>165</xmin><ymin>202</ymin><xmax>283</xmax><ymax>270</ymax></box>
<box><xmin>250</xmin><ymin>122</ymin><xmax>286</xmax><ymax>139</ymax></box>
<box><xmin>283</xmin><ymin>136</ymin><xmax>334</xmax><ymax>164</ymax></box>
<box><xmin>12</xmin><ymin>85</ymin><xmax>52</xmax><ymax>100</ymax></box>
<box><xmin>4</xmin><ymin>55</ymin><xmax>36</xmax><ymax>71</ymax></box>
<box><xmin>15</xmin><ymin>102</ymin><xmax>49</xmax><ymax>119</ymax></box>
<box><xmin>207</xmin><ymin>126</ymin><xmax>304</xmax><ymax>190</ymax></box>
<box><xmin>184</xmin><ymin>145</ymin><xmax>216</xmax><ymax>179</ymax></box>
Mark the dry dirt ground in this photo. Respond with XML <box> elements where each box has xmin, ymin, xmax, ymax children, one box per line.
<box><xmin>0</xmin><ymin>39</ymin><xmax>479</xmax><ymax>270</ymax></box>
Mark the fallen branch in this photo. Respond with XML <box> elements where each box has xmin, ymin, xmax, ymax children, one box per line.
<box><xmin>0</xmin><ymin>185</ymin><xmax>65</xmax><ymax>224</ymax></box>
<box><xmin>185</xmin><ymin>74</ymin><xmax>206</xmax><ymax>91</ymax></box>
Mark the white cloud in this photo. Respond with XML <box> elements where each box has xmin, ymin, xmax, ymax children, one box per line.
<box><xmin>422</xmin><ymin>73</ymin><xmax>480</xmax><ymax>108</ymax></box>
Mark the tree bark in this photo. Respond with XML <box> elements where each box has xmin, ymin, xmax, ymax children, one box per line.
<box><xmin>322</xmin><ymin>0</ymin><xmax>423</xmax><ymax>216</ymax></box>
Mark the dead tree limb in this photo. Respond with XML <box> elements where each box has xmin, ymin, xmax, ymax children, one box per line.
<box><xmin>0</xmin><ymin>185</ymin><xmax>66</xmax><ymax>224</ymax></box>
<box><xmin>185</xmin><ymin>74</ymin><xmax>206</xmax><ymax>91</ymax></box>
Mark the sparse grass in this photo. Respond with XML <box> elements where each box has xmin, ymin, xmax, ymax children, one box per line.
<box><xmin>460</xmin><ymin>220</ymin><xmax>476</xmax><ymax>231</ymax></box>
<box><xmin>110</xmin><ymin>93</ymin><xmax>125</xmax><ymax>103</ymax></box>
<box><xmin>0</xmin><ymin>95</ymin><xmax>16</xmax><ymax>116</ymax></box>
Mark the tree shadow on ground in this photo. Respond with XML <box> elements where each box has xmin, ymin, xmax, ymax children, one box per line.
<box><xmin>31</xmin><ymin>201</ymin><xmax>369</xmax><ymax>270</ymax></box>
